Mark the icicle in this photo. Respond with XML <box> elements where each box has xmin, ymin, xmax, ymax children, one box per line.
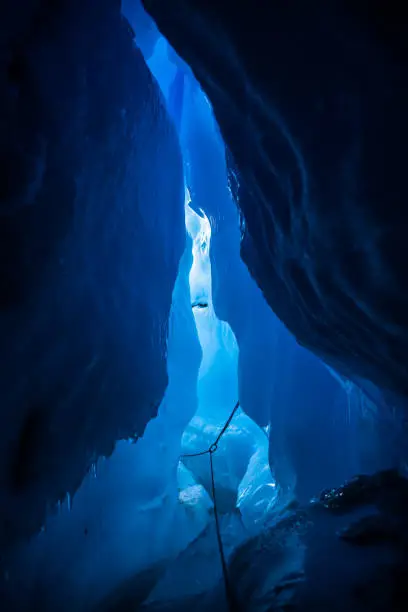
<box><xmin>66</xmin><ymin>493</ymin><xmax>71</xmax><ymax>512</ymax></box>
<box><xmin>91</xmin><ymin>462</ymin><xmax>97</xmax><ymax>478</ymax></box>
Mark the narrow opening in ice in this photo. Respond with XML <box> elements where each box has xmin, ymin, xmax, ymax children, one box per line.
<box><xmin>178</xmin><ymin>190</ymin><xmax>277</xmax><ymax>535</ymax></box>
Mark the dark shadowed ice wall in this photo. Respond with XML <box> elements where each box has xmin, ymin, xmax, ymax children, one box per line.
<box><xmin>0</xmin><ymin>0</ymin><xmax>185</xmax><ymax>552</ymax></box>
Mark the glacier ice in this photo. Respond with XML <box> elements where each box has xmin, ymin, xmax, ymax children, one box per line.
<box><xmin>175</xmin><ymin>39</ymin><xmax>374</xmax><ymax>506</ymax></box>
<box><xmin>0</xmin><ymin>0</ymin><xmax>185</xmax><ymax>553</ymax></box>
<box><xmin>143</xmin><ymin>186</ymin><xmax>278</xmax><ymax>608</ymax></box>
<box><xmin>3</xmin><ymin>234</ymin><xmax>204</xmax><ymax>611</ymax></box>
<box><xmin>3</xmin><ymin>193</ymin><xmax>279</xmax><ymax>611</ymax></box>
<box><xmin>182</xmin><ymin>199</ymin><xmax>276</xmax><ymax>520</ymax></box>
<box><xmin>1</xmin><ymin>1</ymin><xmax>408</xmax><ymax>611</ymax></box>
<box><xmin>3</xmin><ymin>6</ymin><xmax>404</xmax><ymax>610</ymax></box>
<box><xmin>1</xmin><ymin>32</ymin><xmax>280</xmax><ymax>611</ymax></box>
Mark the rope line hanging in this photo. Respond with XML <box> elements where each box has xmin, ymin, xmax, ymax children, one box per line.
<box><xmin>181</xmin><ymin>400</ymin><xmax>240</xmax><ymax>459</ymax></box>
<box><xmin>180</xmin><ymin>400</ymin><xmax>241</xmax><ymax>611</ymax></box>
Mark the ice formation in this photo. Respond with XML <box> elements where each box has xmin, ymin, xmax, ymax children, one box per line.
<box><xmin>1</xmin><ymin>28</ymin><xmax>277</xmax><ymax>612</ymax></box>
<box><xmin>2</xmin><ymin>2</ymin><xmax>408</xmax><ymax>610</ymax></box>
<box><xmin>182</xmin><ymin>198</ymin><xmax>277</xmax><ymax>528</ymax></box>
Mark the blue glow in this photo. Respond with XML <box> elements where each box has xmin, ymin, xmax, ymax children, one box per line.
<box><xmin>182</xmin><ymin>191</ymin><xmax>277</xmax><ymax>534</ymax></box>
<box><xmin>185</xmin><ymin>195</ymin><xmax>237</xmax><ymax>387</ymax></box>
<box><xmin>5</xmin><ymin>31</ymin><xmax>277</xmax><ymax>611</ymax></box>
<box><xmin>3</xmin><ymin>10</ymin><xmax>373</xmax><ymax>609</ymax></box>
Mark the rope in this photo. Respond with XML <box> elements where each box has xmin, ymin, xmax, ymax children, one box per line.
<box><xmin>181</xmin><ymin>448</ymin><xmax>212</xmax><ymax>458</ymax></box>
<box><xmin>180</xmin><ymin>400</ymin><xmax>241</xmax><ymax>610</ymax></box>
<box><xmin>212</xmin><ymin>400</ymin><xmax>240</xmax><ymax>450</ymax></box>
<box><xmin>180</xmin><ymin>401</ymin><xmax>240</xmax><ymax>459</ymax></box>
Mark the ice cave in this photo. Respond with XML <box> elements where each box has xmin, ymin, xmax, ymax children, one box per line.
<box><xmin>1</xmin><ymin>1</ymin><xmax>408</xmax><ymax>611</ymax></box>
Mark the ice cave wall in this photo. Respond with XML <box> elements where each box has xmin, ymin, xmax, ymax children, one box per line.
<box><xmin>1</xmin><ymin>236</ymin><xmax>203</xmax><ymax>612</ymax></box>
<box><xmin>143</xmin><ymin>0</ymin><xmax>408</xmax><ymax>403</ymax></box>
<box><xmin>178</xmin><ymin>64</ymin><xmax>366</xmax><ymax>502</ymax></box>
<box><xmin>121</xmin><ymin>0</ymin><xmax>160</xmax><ymax>60</ymax></box>
<box><xmin>144</xmin><ymin>0</ymin><xmax>408</xmax><ymax>494</ymax></box>
<box><xmin>0</xmin><ymin>0</ymin><xmax>185</xmax><ymax>553</ymax></box>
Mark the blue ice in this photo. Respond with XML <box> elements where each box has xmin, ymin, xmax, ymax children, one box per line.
<box><xmin>182</xmin><ymin>194</ymin><xmax>277</xmax><ymax>529</ymax></box>
<box><xmin>5</xmin><ymin>30</ymin><xmax>278</xmax><ymax>612</ymax></box>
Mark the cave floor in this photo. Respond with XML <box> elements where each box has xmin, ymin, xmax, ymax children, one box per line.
<box><xmin>97</xmin><ymin>475</ymin><xmax>408</xmax><ymax>612</ymax></box>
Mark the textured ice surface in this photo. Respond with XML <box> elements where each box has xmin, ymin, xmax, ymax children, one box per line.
<box><xmin>144</xmin><ymin>3</ymin><xmax>408</xmax><ymax>510</ymax></box>
<box><xmin>182</xmin><ymin>203</ymin><xmax>276</xmax><ymax>523</ymax></box>
<box><xmin>2</xmin><ymin>241</ymin><xmax>204</xmax><ymax>611</ymax></box>
<box><xmin>176</xmin><ymin>62</ymin><xmax>365</xmax><ymax>505</ymax></box>
<box><xmin>0</xmin><ymin>27</ymin><xmax>278</xmax><ymax>609</ymax></box>
<box><xmin>144</xmin><ymin>0</ymin><xmax>408</xmax><ymax>401</ymax></box>
<box><xmin>121</xmin><ymin>0</ymin><xmax>160</xmax><ymax>60</ymax></box>
<box><xmin>0</xmin><ymin>0</ymin><xmax>185</xmax><ymax>554</ymax></box>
